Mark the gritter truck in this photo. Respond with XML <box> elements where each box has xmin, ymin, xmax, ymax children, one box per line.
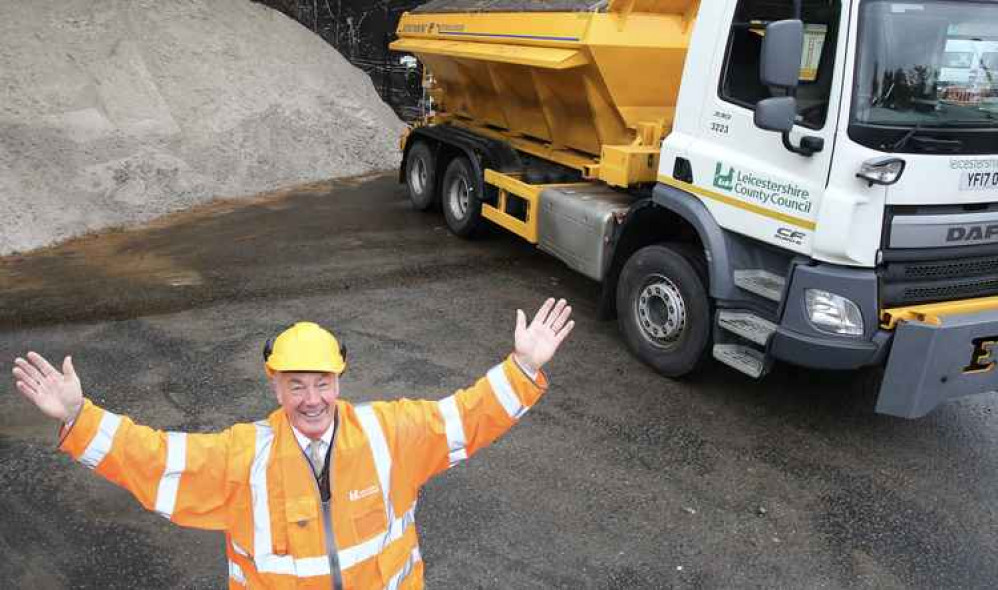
<box><xmin>390</xmin><ymin>0</ymin><xmax>998</xmax><ymax>418</ymax></box>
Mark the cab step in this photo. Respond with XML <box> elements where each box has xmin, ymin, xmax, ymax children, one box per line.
<box><xmin>733</xmin><ymin>270</ymin><xmax>785</xmax><ymax>302</ymax></box>
<box><xmin>712</xmin><ymin>344</ymin><xmax>765</xmax><ymax>378</ymax></box>
<box><xmin>717</xmin><ymin>310</ymin><xmax>777</xmax><ymax>347</ymax></box>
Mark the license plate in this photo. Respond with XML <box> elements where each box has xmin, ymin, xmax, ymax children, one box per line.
<box><xmin>960</xmin><ymin>171</ymin><xmax>998</xmax><ymax>191</ymax></box>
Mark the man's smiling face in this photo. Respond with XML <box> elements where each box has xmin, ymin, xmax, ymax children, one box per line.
<box><xmin>272</xmin><ymin>371</ymin><xmax>339</xmax><ymax>438</ymax></box>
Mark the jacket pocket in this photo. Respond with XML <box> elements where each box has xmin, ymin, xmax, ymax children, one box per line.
<box><xmin>351</xmin><ymin>502</ymin><xmax>386</xmax><ymax>541</ymax></box>
<box><xmin>285</xmin><ymin>496</ymin><xmax>323</xmax><ymax>556</ymax></box>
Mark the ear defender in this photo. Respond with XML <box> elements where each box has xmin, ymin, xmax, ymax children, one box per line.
<box><xmin>263</xmin><ymin>336</ymin><xmax>277</xmax><ymax>362</ymax></box>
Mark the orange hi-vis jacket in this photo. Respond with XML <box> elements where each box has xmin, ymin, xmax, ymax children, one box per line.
<box><xmin>58</xmin><ymin>356</ymin><xmax>547</xmax><ymax>589</ymax></box>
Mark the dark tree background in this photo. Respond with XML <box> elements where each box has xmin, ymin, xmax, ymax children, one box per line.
<box><xmin>256</xmin><ymin>0</ymin><xmax>426</xmax><ymax>120</ymax></box>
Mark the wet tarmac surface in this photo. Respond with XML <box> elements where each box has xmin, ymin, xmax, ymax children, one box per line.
<box><xmin>1</xmin><ymin>173</ymin><xmax>997</xmax><ymax>589</ymax></box>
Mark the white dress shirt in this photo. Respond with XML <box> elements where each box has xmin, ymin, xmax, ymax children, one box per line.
<box><xmin>290</xmin><ymin>421</ymin><xmax>335</xmax><ymax>465</ymax></box>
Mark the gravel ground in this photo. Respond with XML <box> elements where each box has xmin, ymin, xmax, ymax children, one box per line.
<box><xmin>1</xmin><ymin>174</ymin><xmax>997</xmax><ymax>589</ymax></box>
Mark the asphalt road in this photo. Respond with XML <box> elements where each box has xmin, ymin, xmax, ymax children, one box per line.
<box><xmin>1</xmin><ymin>173</ymin><xmax>997</xmax><ymax>590</ymax></box>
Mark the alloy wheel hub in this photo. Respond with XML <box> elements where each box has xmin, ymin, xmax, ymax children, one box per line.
<box><xmin>636</xmin><ymin>276</ymin><xmax>686</xmax><ymax>344</ymax></box>
<box><xmin>410</xmin><ymin>158</ymin><xmax>427</xmax><ymax>194</ymax></box>
<box><xmin>449</xmin><ymin>177</ymin><xmax>469</xmax><ymax>218</ymax></box>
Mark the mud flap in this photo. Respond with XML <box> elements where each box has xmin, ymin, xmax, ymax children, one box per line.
<box><xmin>877</xmin><ymin>310</ymin><xmax>998</xmax><ymax>418</ymax></box>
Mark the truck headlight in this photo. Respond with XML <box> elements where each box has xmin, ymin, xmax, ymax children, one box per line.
<box><xmin>857</xmin><ymin>156</ymin><xmax>905</xmax><ymax>186</ymax></box>
<box><xmin>805</xmin><ymin>289</ymin><xmax>864</xmax><ymax>336</ymax></box>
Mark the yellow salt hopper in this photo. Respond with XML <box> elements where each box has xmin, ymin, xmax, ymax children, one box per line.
<box><xmin>391</xmin><ymin>0</ymin><xmax>700</xmax><ymax>244</ymax></box>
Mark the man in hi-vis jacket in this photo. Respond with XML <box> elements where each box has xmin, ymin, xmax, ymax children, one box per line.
<box><xmin>12</xmin><ymin>298</ymin><xmax>575</xmax><ymax>590</ymax></box>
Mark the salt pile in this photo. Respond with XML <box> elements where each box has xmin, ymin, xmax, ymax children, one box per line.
<box><xmin>0</xmin><ymin>0</ymin><xmax>405</xmax><ymax>255</ymax></box>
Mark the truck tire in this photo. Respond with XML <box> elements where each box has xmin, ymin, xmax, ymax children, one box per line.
<box><xmin>405</xmin><ymin>141</ymin><xmax>437</xmax><ymax>211</ymax></box>
<box><xmin>441</xmin><ymin>155</ymin><xmax>483</xmax><ymax>238</ymax></box>
<box><xmin>616</xmin><ymin>243</ymin><xmax>712</xmax><ymax>377</ymax></box>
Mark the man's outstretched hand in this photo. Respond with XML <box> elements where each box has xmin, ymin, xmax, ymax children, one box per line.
<box><xmin>12</xmin><ymin>352</ymin><xmax>83</xmax><ymax>423</ymax></box>
<box><xmin>513</xmin><ymin>298</ymin><xmax>575</xmax><ymax>375</ymax></box>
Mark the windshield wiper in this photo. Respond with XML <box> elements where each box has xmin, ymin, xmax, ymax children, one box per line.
<box><xmin>911</xmin><ymin>135</ymin><xmax>964</xmax><ymax>153</ymax></box>
<box><xmin>887</xmin><ymin>123</ymin><xmax>921</xmax><ymax>151</ymax></box>
<box><xmin>885</xmin><ymin>123</ymin><xmax>964</xmax><ymax>153</ymax></box>
<box><xmin>933</xmin><ymin>119</ymin><xmax>998</xmax><ymax>128</ymax></box>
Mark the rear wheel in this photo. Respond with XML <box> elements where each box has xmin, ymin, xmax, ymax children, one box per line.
<box><xmin>441</xmin><ymin>156</ymin><xmax>483</xmax><ymax>238</ymax></box>
<box><xmin>616</xmin><ymin>243</ymin><xmax>712</xmax><ymax>377</ymax></box>
<box><xmin>405</xmin><ymin>141</ymin><xmax>437</xmax><ymax>211</ymax></box>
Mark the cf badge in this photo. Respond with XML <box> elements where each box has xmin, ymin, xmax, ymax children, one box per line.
<box><xmin>964</xmin><ymin>337</ymin><xmax>998</xmax><ymax>373</ymax></box>
<box><xmin>775</xmin><ymin>227</ymin><xmax>806</xmax><ymax>246</ymax></box>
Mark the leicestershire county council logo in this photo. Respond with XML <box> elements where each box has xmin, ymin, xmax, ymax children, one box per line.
<box><xmin>713</xmin><ymin>162</ymin><xmax>735</xmax><ymax>191</ymax></box>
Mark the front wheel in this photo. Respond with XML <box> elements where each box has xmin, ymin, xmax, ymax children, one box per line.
<box><xmin>441</xmin><ymin>156</ymin><xmax>483</xmax><ymax>238</ymax></box>
<box><xmin>616</xmin><ymin>243</ymin><xmax>712</xmax><ymax>377</ymax></box>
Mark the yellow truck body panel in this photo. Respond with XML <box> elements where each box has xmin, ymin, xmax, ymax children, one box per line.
<box><xmin>391</xmin><ymin>0</ymin><xmax>700</xmax><ymax>188</ymax></box>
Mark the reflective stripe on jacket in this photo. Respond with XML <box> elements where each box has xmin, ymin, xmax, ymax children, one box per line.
<box><xmin>59</xmin><ymin>356</ymin><xmax>547</xmax><ymax>589</ymax></box>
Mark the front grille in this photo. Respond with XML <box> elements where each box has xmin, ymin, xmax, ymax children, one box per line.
<box><xmin>880</xmin><ymin>253</ymin><xmax>998</xmax><ymax>307</ymax></box>
<box><xmin>889</xmin><ymin>258</ymin><xmax>998</xmax><ymax>281</ymax></box>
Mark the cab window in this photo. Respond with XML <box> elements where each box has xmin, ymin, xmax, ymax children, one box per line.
<box><xmin>719</xmin><ymin>0</ymin><xmax>842</xmax><ymax>129</ymax></box>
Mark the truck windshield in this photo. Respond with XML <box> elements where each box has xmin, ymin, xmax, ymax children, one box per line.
<box><xmin>851</xmin><ymin>1</ymin><xmax>998</xmax><ymax>153</ymax></box>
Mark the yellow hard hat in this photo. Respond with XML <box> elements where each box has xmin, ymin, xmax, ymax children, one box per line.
<box><xmin>263</xmin><ymin>322</ymin><xmax>346</xmax><ymax>377</ymax></box>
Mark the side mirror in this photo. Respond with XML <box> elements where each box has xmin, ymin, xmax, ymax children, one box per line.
<box><xmin>760</xmin><ymin>20</ymin><xmax>803</xmax><ymax>89</ymax></box>
<box><xmin>755</xmin><ymin>96</ymin><xmax>797</xmax><ymax>133</ymax></box>
<box><xmin>755</xmin><ymin>20</ymin><xmax>823</xmax><ymax>157</ymax></box>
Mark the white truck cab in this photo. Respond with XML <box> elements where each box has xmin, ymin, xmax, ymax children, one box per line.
<box><xmin>662</xmin><ymin>0</ymin><xmax>998</xmax><ymax>416</ymax></box>
<box><xmin>395</xmin><ymin>0</ymin><xmax>998</xmax><ymax>417</ymax></box>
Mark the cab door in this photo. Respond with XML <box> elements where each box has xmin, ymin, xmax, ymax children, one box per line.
<box><xmin>678</xmin><ymin>0</ymin><xmax>845</xmax><ymax>255</ymax></box>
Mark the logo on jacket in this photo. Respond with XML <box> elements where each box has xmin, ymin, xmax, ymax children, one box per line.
<box><xmin>348</xmin><ymin>485</ymin><xmax>380</xmax><ymax>502</ymax></box>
